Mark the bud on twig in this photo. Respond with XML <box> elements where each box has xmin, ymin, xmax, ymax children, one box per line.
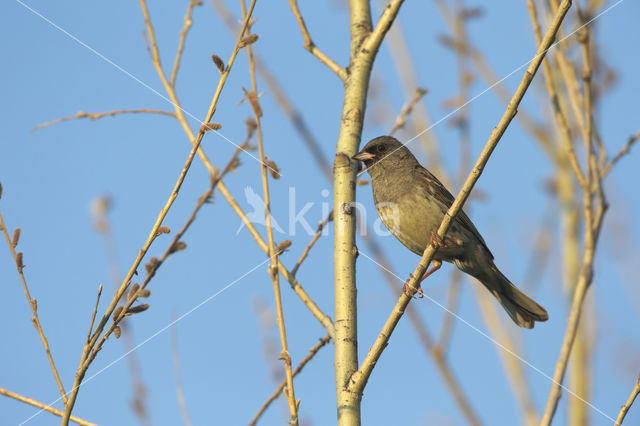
<box><xmin>265</xmin><ymin>159</ymin><xmax>280</xmax><ymax>179</ymax></box>
<box><xmin>199</xmin><ymin>122</ymin><xmax>223</xmax><ymax>134</ymax></box>
<box><xmin>126</xmin><ymin>304</ymin><xmax>150</xmax><ymax>315</ymax></box>
<box><xmin>275</xmin><ymin>240</ymin><xmax>292</xmax><ymax>255</ymax></box>
<box><xmin>12</xmin><ymin>228</ymin><xmax>21</xmax><ymax>248</ymax></box>
<box><xmin>211</xmin><ymin>54</ymin><xmax>225</xmax><ymax>73</ymax></box>
<box><xmin>155</xmin><ymin>226</ymin><xmax>171</xmax><ymax>238</ymax></box>
<box><xmin>238</xmin><ymin>34</ymin><xmax>259</xmax><ymax>48</ymax></box>
<box><xmin>169</xmin><ymin>241</ymin><xmax>187</xmax><ymax>254</ymax></box>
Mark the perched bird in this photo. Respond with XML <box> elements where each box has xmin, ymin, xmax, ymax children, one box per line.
<box><xmin>353</xmin><ymin>136</ymin><xmax>548</xmax><ymax>328</ymax></box>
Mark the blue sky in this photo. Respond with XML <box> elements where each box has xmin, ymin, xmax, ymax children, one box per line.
<box><xmin>1</xmin><ymin>1</ymin><xmax>639</xmax><ymax>425</ymax></box>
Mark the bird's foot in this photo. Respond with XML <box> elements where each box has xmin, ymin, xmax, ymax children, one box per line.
<box><xmin>403</xmin><ymin>273</ymin><xmax>424</xmax><ymax>299</ymax></box>
<box><xmin>421</xmin><ymin>260</ymin><xmax>442</xmax><ymax>281</ymax></box>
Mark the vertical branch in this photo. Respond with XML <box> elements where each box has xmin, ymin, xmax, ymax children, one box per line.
<box><xmin>329</xmin><ymin>2</ymin><xmax>405</xmax><ymax>424</ymax></box>
<box><xmin>242</xmin><ymin>2</ymin><xmax>298</xmax><ymax>423</ymax></box>
<box><xmin>539</xmin><ymin>3</ymin><xmax>609</xmax><ymax>423</ymax></box>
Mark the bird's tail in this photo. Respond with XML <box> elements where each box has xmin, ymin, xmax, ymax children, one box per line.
<box><xmin>474</xmin><ymin>263</ymin><xmax>548</xmax><ymax>329</ymax></box>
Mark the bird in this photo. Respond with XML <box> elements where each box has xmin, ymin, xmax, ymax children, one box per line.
<box><xmin>353</xmin><ymin>135</ymin><xmax>548</xmax><ymax>328</ymax></box>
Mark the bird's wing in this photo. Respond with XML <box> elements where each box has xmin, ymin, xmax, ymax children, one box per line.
<box><xmin>413</xmin><ymin>165</ymin><xmax>493</xmax><ymax>258</ymax></box>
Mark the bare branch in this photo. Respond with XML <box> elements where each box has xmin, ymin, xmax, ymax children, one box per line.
<box><xmin>286</xmin><ymin>0</ymin><xmax>347</xmax><ymax>81</ymax></box>
<box><xmin>602</xmin><ymin>129</ymin><xmax>640</xmax><ymax>177</ymax></box>
<box><xmin>615</xmin><ymin>374</ymin><xmax>640</xmax><ymax>425</ymax></box>
<box><xmin>389</xmin><ymin>87</ymin><xmax>428</xmax><ymax>136</ymax></box>
<box><xmin>0</xmin><ymin>387</ymin><xmax>94</xmax><ymax>426</ymax></box>
<box><xmin>170</xmin><ymin>0</ymin><xmax>202</xmax><ymax>87</ymax></box>
<box><xmin>33</xmin><ymin>109</ymin><xmax>177</xmax><ymax>130</ymax></box>
<box><xmin>0</xmin><ymin>212</ymin><xmax>67</xmax><ymax>404</ymax></box>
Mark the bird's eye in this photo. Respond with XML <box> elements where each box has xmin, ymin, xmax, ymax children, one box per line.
<box><xmin>377</xmin><ymin>144</ymin><xmax>386</xmax><ymax>152</ymax></box>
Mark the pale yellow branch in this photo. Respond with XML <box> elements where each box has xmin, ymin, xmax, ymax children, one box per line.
<box><xmin>242</xmin><ymin>2</ymin><xmax>298</xmax><ymax>422</ymax></box>
<box><xmin>33</xmin><ymin>109</ymin><xmax>177</xmax><ymax>130</ymax></box>
<box><xmin>286</xmin><ymin>0</ymin><xmax>347</xmax><ymax>81</ymax></box>
<box><xmin>0</xmin><ymin>387</ymin><xmax>94</xmax><ymax>426</ymax></box>
<box><xmin>389</xmin><ymin>87</ymin><xmax>428</xmax><ymax>136</ymax></box>
<box><xmin>170</xmin><ymin>0</ymin><xmax>202</xmax><ymax>87</ymax></box>
<box><xmin>527</xmin><ymin>0</ymin><xmax>586</xmax><ymax>188</ymax></box>
<box><xmin>291</xmin><ymin>211</ymin><xmax>333</xmax><ymax>276</ymax></box>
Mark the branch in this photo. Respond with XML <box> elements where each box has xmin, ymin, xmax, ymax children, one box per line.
<box><xmin>358</xmin><ymin>0</ymin><xmax>405</xmax><ymax>58</ymax></box>
<box><xmin>602</xmin><ymin>129</ymin><xmax>640</xmax><ymax>177</ymax></box>
<box><xmin>170</xmin><ymin>0</ymin><xmax>202</xmax><ymax>87</ymax></box>
<box><xmin>61</xmin><ymin>108</ymin><xmax>208</xmax><ymax>424</ymax></box>
<box><xmin>348</xmin><ymin>0</ymin><xmax>572</xmax><ymax>396</ymax></box>
<box><xmin>249</xmin><ymin>335</ymin><xmax>331</xmax><ymax>426</ymax></box>
<box><xmin>0</xmin><ymin>213</ymin><xmax>67</xmax><ymax>404</ymax></box>
<box><xmin>358</xmin><ymin>247</ymin><xmax>482</xmax><ymax>426</ymax></box>
<box><xmin>389</xmin><ymin>87</ymin><xmax>428</xmax><ymax>136</ymax></box>
<box><xmin>526</xmin><ymin>0</ymin><xmax>586</xmax><ymax>188</ymax></box>
<box><xmin>0</xmin><ymin>387</ymin><xmax>94</xmax><ymax>426</ymax></box>
<box><xmin>242</xmin><ymin>3</ymin><xmax>298</xmax><ymax>422</ymax></box>
<box><xmin>33</xmin><ymin>109</ymin><xmax>176</xmax><ymax>130</ymax></box>
<box><xmin>286</xmin><ymin>0</ymin><xmax>347</xmax><ymax>81</ymax></box>
<box><xmin>291</xmin><ymin>210</ymin><xmax>333</xmax><ymax>276</ymax></box>
<box><xmin>615</xmin><ymin>374</ymin><xmax>640</xmax><ymax>425</ymax></box>
<box><xmin>540</xmin><ymin>9</ymin><xmax>609</xmax><ymax>423</ymax></box>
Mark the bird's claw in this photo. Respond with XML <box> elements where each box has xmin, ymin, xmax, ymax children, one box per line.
<box><xmin>403</xmin><ymin>273</ymin><xmax>424</xmax><ymax>299</ymax></box>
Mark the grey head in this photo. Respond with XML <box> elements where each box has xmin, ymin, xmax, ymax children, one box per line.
<box><xmin>352</xmin><ymin>136</ymin><xmax>419</xmax><ymax>180</ymax></box>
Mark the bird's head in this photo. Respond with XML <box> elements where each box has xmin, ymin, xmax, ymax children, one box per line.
<box><xmin>352</xmin><ymin>136</ymin><xmax>416</xmax><ymax>170</ymax></box>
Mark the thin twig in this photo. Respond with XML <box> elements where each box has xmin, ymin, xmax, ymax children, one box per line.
<box><xmin>249</xmin><ymin>335</ymin><xmax>331</xmax><ymax>426</ymax></box>
<box><xmin>0</xmin><ymin>388</ymin><xmax>95</xmax><ymax>426</ymax></box>
<box><xmin>389</xmin><ymin>87</ymin><xmax>428</xmax><ymax>136</ymax></box>
<box><xmin>61</xmin><ymin>106</ymin><xmax>208</xmax><ymax>424</ymax></box>
<box><xmin>527</xmin><ymin>0</ymin><xmax>586</xmax><ymax>188</ymax></box>
<box><xmin>242</xmin><ymin>3</ymin><xmax>298</xmax><ymax>421</ymax></box>
<box><xmin>540</xmin><ymin>9</ymin><xmax>609</xmax><ymax>423</ymax></box>
<box><xmin>348</xmin><ymin>0</ymin><xmax>572</xmax><ymax>395</ymax></box>
<box><xmin>0</xmin><ymin>212</ymin><xmax>67</xmax><ymax>404</ymax></box>
<box><xmin>170</xmin><ymin>0</ymin><xmax>201</xmax><ymax>87</ymax></box>
<box><xmin>33</xmin><ymin>109</ymin><xmax>177</xmax><ymax>130</ymax></box>
<box><xmin>167</xmin><ymin>0</ymin><xmax>335</xmax><ymax>343</ymax></box>
<box><xmin>85</xmin><ymin>285</ymin><xmax>103</xmax><ymax>345</ymax></box>
<box><xmin>291</xmin><ymin>211</ymin><xmax>333</xmax><ymax>277</ymax></box>
<box><xmin>92</xmin><ymin>196</ymin><xmax>152</xmax><ymax>425</ymax></box>
<box><xmin>602</xmin><ymin>129</ymin><xmax>640</xmax><ymax>177</ymax></box>
<box><xmin>361</xmin><ymin>241</ymin><xmax>482</xmax><ymax>426</ymax></box>
<box><xmin>286</xmin><ymin>0</ymin><xmax>347</xmax><ymax>81</ymax></box>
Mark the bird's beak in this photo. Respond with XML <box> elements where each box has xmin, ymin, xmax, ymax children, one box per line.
<box><xmin>352</xmin><ymin>150</ymin><xmax>376</xmax><ymax>162</ymax></box>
